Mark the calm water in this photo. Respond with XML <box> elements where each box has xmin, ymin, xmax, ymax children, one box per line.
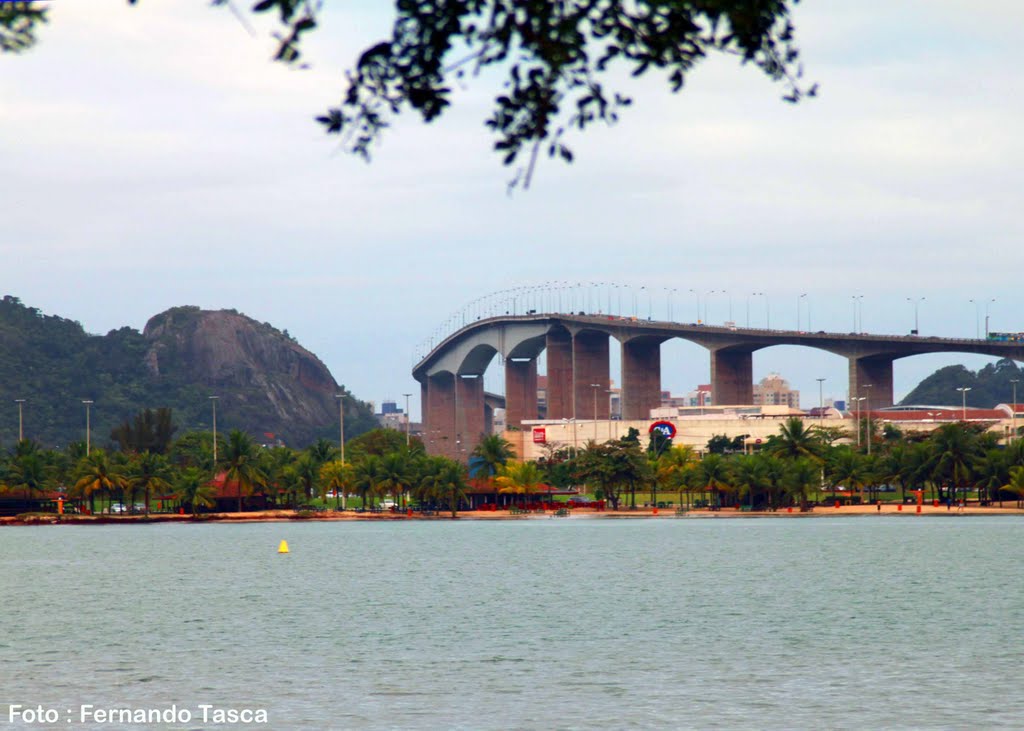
<box><xmin>2</xmin><ymin>517</ymin><xmax>1023</xmax><ymax>730</ymax></box>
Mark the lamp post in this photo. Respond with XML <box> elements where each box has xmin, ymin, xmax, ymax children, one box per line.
<box><xmin>690</xmin><ymin>289</ymin><xmax>700</xmax><ymax>323</ymax></box>
<box><xmin>752</xmin><ymin>292</ymin><xmax>767</xmax><ymax>329</ymax></box>
<box><xmin>14</xmin><ymin>398</ymin><xmax>25</xmax><ymax>442</ymax></box>
<box><xmin>606</xmin><ymin>390</ymin><xmax>615</xmax><ymax>441</ymax></box>
<box><xmin>816</xmin><ymin>378</ymin><xmax>825</xmax><ymax>419</ymax></box>
<box><xmin>703</xmin><ymin>289</ymin><xmax>717</xmax><ymax>325</ymax></box>
<box><xmin>82</xmin><ymin>400</ymin><xmax>94</xmax><ymax>455</ymax></box>
<box><xmin>985</xmin><ymin>298</ymin><xmax>996</xmax><ymax>338</ymax></box>
<box><xmin>336</xmin><ymin>393</ymin><xmax>346</xmax><ymax>465</ymax></box>
<box><xmin>797</xmin><ymin>293</ymin><xmax>807</xmax><ymax>331</ymax></box>
<box><xmin>1011</xmin><ymin>379</ymin><xmax>1019</xmax><ymax>444</ymax></box>
<box><xmin>589</xmin><ymin>383</ymin><xmax>602</xmax><ymax>436</ymax></box>
<box><xmin>863</xmin><ymin>384</ymin><xmax>873</xmax><ymax>456</ymax></box>
<box><xmin>851</xmin><ymin>295</ymin><xmax>864</xmax><ymax>333</ymax></box>
<box><xmin>209</xmin><ymin>396</ymin><xmax>219</xmax><ymax>466</ymax></box>
<box><xmin>956</xmin><ymin>387</ymin><xmax>971</xmax><ymax>421</ymax></box>
<box><xmin>969</xmin><ymin>299</ymin><xmax>980</xmax><ymax>339</ymax></box>
<box><xmin>852</xmin><ymin>397</ymin><xmax>866</xmax><ymax>447</ymax></box>
<box><xmin>907</xmin><ymin>297</ymin><xmax>924</xmax><ymax>334</ymax></box>
<box><xmin>402</xmin><ymin>392</ymin><xmax>413</xmax><ymax>447</ymax></box>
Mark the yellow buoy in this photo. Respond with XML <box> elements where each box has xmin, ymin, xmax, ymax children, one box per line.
<box><xmin>277</xmin><ymin>540</ymin><xmax>290</xmax><ymax>554</ymax></box>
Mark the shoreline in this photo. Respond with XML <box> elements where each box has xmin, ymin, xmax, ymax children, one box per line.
<box><xmin>4</xmin><ymin>502</ymin><xmax>1024</xmax><ymax>526</ymax></box>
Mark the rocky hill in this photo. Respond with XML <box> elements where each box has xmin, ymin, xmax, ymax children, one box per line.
<box><xmin>0</xmin><ymin>297</ymin><xmax>375</xmax><ymax>448</ymax></box>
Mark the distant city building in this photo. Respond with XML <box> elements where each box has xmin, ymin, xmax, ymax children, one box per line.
<box><xmin>753</xmin><ymin>373</ymin><xmax>800</xmax><ymax>409</ymax></box>
<box><xmin>375</xmin><ymin>398</ymin><xmax>408</xmax><ymax>431</ymax></box>
<box><xmin>492</xmin><ymin>408</ymin><xmax>507</xmax><ymax>434</ymax></box>
<box><xmin>676</xmin><ymin>385</ymin><xmax>713</xmax><ymax>408</ymax></box>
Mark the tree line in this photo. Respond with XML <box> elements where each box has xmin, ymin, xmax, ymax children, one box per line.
<box><xmin>474</xmin><ymin>417</ymin><xmax>1024</xmax><ymax>511</ymax></box>
<box><xmin>5</xmin><ymin>411</ymin><xmax>1024</xmax><ymax>518</ymax></box>
<box><xmin>0</xmin><ymin>413</ymin><xmax>475</xmax><ymax>518</ymax></box>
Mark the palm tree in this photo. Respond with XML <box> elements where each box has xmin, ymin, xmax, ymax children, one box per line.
<box><xmin>761</xmin><ymin>454</ymin><xmax>788</xmax><ymax>511</ymax></box>
<box><xmin>471</xmin><ymin>433</ymin><xmax>515</xmax><ymax>505</ymax></box>
<box><xmin>826</xmin><ymin>447</ymin><xmax>867</xmax><ymax>504</ymax></box>
<box><xmin>307</xmin><ymin>438</ymin><xmax>338</xmax><ymax>465</ymax></box>
<box><xmin>973</xmin><ymin>449</ymin><xmax>1008</xmax><ymax>506</ymax></box>
<box><xmin>378</xmin><ymin>451</ymin><xmax>414</xmax><ymax>508</ymax></box>
<box><xmin>4</xmin><ymin>450</ymin><xmax>53</xmax><ymax>508</ymax></box>
<box><xmin>352</xmin><ymin>454</ymin><xmax>385</xmax><ymax>509</ymax></box>
<box><xmin>73</xmin><ymin>450</ymin><xmax>125</xmax><ymax>514</ymax></box>
<box><xmin>174</xmin><ymin>467</ymin><xmax>217</xmax><ymax>517</ymax></box>
<box><xmin>730</xmin><ymin>454</ymin><xmax>770</xmax><ymax>510</ymax></box>
<box><xmin>290</xmin><ymin>452</ymin><xmax>321</xmax><ymax>503</ymax></box>
<box><xmin>653</xmin><ymin>445</ymin><xmax>695</xmax><ymax>507</ymax></box>
<box><xmin>785</xmin><ymin>457</ymin><xmax>820</xmax><ymax>511</ymax></box>
<box><xmin>126</xmin><ymin>452</ymin><xmax>172</xmax><ymax>514</ymax></box>
<box><xmin>877</xmin><ymin>445</ymin><xmax>909</xmax><ymax>504</ymax></box>
<box><xmin>768</xmin><ymin>417</ymin><xmax>824</xmax><ymax>461</ymax></box>
<box><xmin>319</xmin><ymin>458</ymin><xmax>352</xmax><ymax>509</ymax></box>
<box><xmin>221</xmin><ymin>430</ymin><xmax>267</xmax><ymax>512</ymax></box>
<box><xmin>259</xmin><ymin>446</ymin><xmax>297</xmax><ymax>507</ymax></box>
<box><xmin>929</xmin><ymin>423</ymin><xmax>980</xmax><ymax>505</ymax></box>
<box><xmin>494</xmin><ymin>460</ymin><xmax>545</xmax><ymax>506</ymax></box>
<box><xmin>697</xmin><ymin>453</ymin><xmax>732</xmax><ymax>508</ymax></box>
<box><xmin>417</xmin><ymin>456</ymin><xmax>470</xmax><ymax>518</ymax></box>
<box><xmin>1002</xmin><ymin>466</ymin><xmax>1024</xmax><ymax>508</ymax></box>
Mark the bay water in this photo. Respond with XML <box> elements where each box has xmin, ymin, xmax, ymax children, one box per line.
<box><xmin>2</xmin><ymin>517</ymin><xmax>1023</xmax><ymax>730</ymax></box>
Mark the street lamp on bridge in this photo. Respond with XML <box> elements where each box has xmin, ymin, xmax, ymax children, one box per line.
<box><xmin>589</xmin><ymin>383</ymin><xmax>602</xmax><ymax>429</ymax></box>
<box><xmin>851</xmin><ymin>295</ymin><xmax>864</xmax><ymax>333</ymax></box>
<box><xmin>906</xmin><ymin>297</ymin><xmax>924</xmax><ymax>334</ymax></box>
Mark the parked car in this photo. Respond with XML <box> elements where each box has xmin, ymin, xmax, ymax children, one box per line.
<box><xmin>110</xmin><ymin>503</ymin><xmax>127</xmax><ymax>514</ymax></box>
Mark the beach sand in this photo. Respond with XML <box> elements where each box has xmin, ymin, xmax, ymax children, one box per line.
<box><xmin>4</xmin><ymin>500</ymin><xmax>1024</xmax><ymax>525</ymax></box>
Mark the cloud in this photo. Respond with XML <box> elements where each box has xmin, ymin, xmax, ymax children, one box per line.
<box><xmin>3</xmin><ymin>1</ymin><xmax>1023</xmax><ymax>416</ymax></box>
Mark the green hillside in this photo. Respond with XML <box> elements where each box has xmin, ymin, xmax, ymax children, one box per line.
<box><xmin>0</xmin><ymin>296</ymin><xmax>375</xmax><ymax>449</ymax></box>
<box><xmin>899</xmin><ymin>358</ymin><xmax>1023</xmax><ymax>408</ymax></box>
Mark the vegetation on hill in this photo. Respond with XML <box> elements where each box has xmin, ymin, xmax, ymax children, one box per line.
<box><xmin>0</xmin><ymin>296</ymin><xmax>376</xmax><ymax>449</ymax></box>
<box><xmin>900</xmin><ymin>358</ymin><xmax>1023</xmax><ymax>408</ymax></box>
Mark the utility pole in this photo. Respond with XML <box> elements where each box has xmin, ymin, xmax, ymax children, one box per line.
<box><xmin>209</xmin><ymin>396</ymin><xmax>219</xmax><ymax>466</ymax></box>
<box><xmin>82</xmin><ymin>400</ymin><xmax>94</xmax><ymax>455</ymax></box>
<box><xmin>14</xmin><ymin>398</ymin><xmax>25</xmax><ymax>442</ymax></box>
<box><xmin>402</xmin><ymin>392</ymin><xmax>413</xmax><ymax>447</ymax></box>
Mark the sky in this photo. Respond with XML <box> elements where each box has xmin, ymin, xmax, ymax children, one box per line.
<box><xmin>4</xmin><ymin>1</ymin><xmax>1024</xmax><ymax>420</ymax></box>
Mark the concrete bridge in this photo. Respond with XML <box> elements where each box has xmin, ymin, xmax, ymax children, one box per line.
<box><xmin>412</xmin><ymin>314</ymin><xmax>1024</xmax><ymax>460</ymax></box>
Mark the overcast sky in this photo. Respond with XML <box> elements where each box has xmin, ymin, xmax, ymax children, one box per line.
<box><xmin>4</xmin><ymin>1</ymin><xmax>1024</xmax><ymax>419</ymax></box>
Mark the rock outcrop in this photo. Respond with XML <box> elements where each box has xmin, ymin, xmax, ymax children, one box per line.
<box><xmin>142</xmin><ymin>307</ymin><xmax>341</xmax><ymax>443</ymax></box>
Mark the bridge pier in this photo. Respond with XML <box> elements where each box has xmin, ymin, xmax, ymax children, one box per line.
<box><xmin>424</xmin><ymin>372</ymin><xmax>456</xmax><ymax>459</ymax></box>
<box><xmin>621</xmin><ymin>338</ymin><xmax>662</xmax><ymax>420</ymax></box>
<box><xmin>849</xmin><ymin>355</ymin><xmax>894</xmax><ymax>409</ymax></box>
<box><xmin>711</xmin><ymin>348</ymin><xmax>753</xmax><ymax>405</ymax></box>
<box><xmin>504</xmin><ymin>358</ymin><xmax>538</xmax><ymax>428</ymax></box>
<box><xmin>574</xmin><ymin>332</ymin><xmax>610</xmax><ymax>419</ymax></box>
<box><xmin>546</xmin><ymin>330</ymin><xmax>573</xmax><ymax>419</ymax></box>
<box><xmin>456</xmin><ymin>374</ymin><xmax>485</xmax><ymax>461</ymax></box>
